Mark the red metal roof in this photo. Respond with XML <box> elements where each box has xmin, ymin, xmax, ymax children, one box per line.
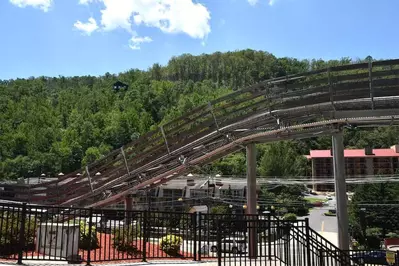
<box><xmin>307</xmin><ymin>148</ymin><xmax>399</xmax><ymax>158</ymax></box>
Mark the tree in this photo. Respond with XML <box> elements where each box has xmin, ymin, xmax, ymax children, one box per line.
<box><xmin>258</xmin><ymin>141</ymin><xmax>309</xmax><ymax>177</ymax></box>
<box><xmin>349</xmin><ymin>183</ymin><xmax>399</xmax><ymax>247</ymax></box>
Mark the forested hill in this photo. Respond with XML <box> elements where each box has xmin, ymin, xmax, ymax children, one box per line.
<box><xmin>0</xmin><ymin>50</ymin><xmax>395</xmax><ymax>180</ymax></box>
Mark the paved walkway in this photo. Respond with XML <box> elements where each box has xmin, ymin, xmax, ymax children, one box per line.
<box><xmin>318</xmin><ymin>231</ymin><xmax>338</xmax><ymax>246</ymax></box>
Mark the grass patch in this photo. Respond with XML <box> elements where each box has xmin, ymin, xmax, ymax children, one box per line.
<box><xmin>324</xmin><ymin>211</ymin><xmax>336</xmax><ymax>217</ymax></box>
<box><xmin>305</xmin><ymin>197</ymin><xmax>327</xmax><ymax>204</ymax></box>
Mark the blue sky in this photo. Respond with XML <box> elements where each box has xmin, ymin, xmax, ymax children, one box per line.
<box><xmin>1</xmin><ymin>0</ymin><xmax>399</xmax><ymax>79</ymax></box>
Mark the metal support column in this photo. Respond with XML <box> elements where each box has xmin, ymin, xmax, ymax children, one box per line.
<box><xmin>246</xmin><ymin>143</ymin><xmax>257</xmax><ymax>258</ymax></box>
<box><xmin>124</xmin><ymin>195</ymin><xmax>133</xmax><ymax>225</ymax></box>
<box><xmin>332</xmin><ymin>130</ymin><xmax>350</xmax><ymax>250</ymax></box>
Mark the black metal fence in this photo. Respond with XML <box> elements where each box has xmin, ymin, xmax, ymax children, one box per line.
<box><xmin>1</xmin><ymin>202</ymin><xmax>398</xmax><ymax>265</ymax></box>
<box><xmin>320</xmin><ymin>249</ymin><xmax>399</xmax><ymax>266</ymax></box>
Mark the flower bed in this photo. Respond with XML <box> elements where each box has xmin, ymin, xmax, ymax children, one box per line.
<box><xmin>1</xmin><ymin>233</ymin><xmax>193</xmax><ymax>264</ymax></box>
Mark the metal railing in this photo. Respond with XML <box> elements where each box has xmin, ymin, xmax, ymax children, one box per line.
<box><xmin>1</xmin><ymin>202</ymin><xmax>398</xmax><ymax>265</ymax></box>
<box><xmin>321</xmin><ymin>249</ymin><xmax>399</xmax><ymax>266</ymax></box>
<box><xmin>0</xmin><ymin>202</ymin><xmax>196</xmax><ymax>264</ymax></box>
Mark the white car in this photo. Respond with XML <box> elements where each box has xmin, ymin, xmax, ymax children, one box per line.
<box><xmin>211</xmin><ymin>237</ymin><xmax>247</xmax><ymax>254</ymax></box>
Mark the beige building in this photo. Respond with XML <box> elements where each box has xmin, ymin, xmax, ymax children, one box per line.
<box><xmin>306</xmin><ymin>145</ymin><xmax>399</xmax><ymax>191</ymax></box>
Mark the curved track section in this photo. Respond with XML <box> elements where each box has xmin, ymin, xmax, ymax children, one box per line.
<box><xmin>2</xmin><ymin>59</ymin><xmax>399</xmax><ymax>207</ymax></box>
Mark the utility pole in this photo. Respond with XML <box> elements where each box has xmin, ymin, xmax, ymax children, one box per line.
<box><xmin>332</xmin><ymin>130</ymin><xmax>350</xmax><ymax>250</ymax></box>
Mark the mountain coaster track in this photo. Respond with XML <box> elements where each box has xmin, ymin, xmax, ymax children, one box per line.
<box><xmin>2</xmin><ymin>58</ymin><xmax>399</xmax><ymax>208</ymax></box>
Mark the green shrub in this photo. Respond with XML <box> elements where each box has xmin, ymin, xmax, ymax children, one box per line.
<box><xmin>283</xmin><ymin>213</ymin><xmax>297</xmax><ymax>221</ymax></box>
<box><xmin>366</xmin><ymin>227</ymin><xmax>382</xmax><ymax>237</ymax></box>
<box><xmin>68</xmin><ymin>220</ymin><xmax>99</xmax><ymax>250</ymax></box>
<box><xmin>366</xmin><ymin>227</ymin><xmax>382</xmax><ymax>249</ymax></box>
<box><xmin>386</xmin><ymin>232</ymin><xmax>399</xmax><ymax>239</ymax></box>
<box><xmin>112</xmin><ymin>224</ymin><xmax>141</xmax><ymax>256</ymax></box>
<box><xmin>0</xmin><ymin>211</ymin><xmax>37</xmax><ymax>255</ymax></box>
<box><xmin>159</xmin><ymin>234</ymin><xmax>183</xmax><ymax>256</ymax></box>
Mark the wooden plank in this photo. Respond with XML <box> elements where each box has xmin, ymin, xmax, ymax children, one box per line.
<box><xmin>372</xmin><ymin>69</ymin><xmax>399</xmax><ymax>79</ymax></box>
<box><xmin>373</xmin><ymin>59</ymin><xmax>399</xmax><ymax>67</ymax></box>
<box><xmin>334</xmin><ymin>72</ymin><xmax>369</xmax><ymax>83</ymax></box>
<box><xmin>373</xmin><ymin>77</ymin><xmax>399</xmax><ymax>87</ymax></box>
<box><xmin>373</xmin><ymin>86</ymin><xmax>399</xmax><ymax>97</ymax></box>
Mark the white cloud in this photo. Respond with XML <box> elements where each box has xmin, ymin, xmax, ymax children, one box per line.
<box><xmin>99</xmin><ymin>0</ymin><xmax>211</xmax><ymax>38</ymax></box>
<box><xmin>9</xmin><ymin>0</ymin><xmax>52</xmax><ymax>12</ymax></box>
<box><xmin>78</xmin><ymin>0</ymin><xmax>94</xmax><ymax>4</ymax></box>
<box><xmin>74</xmin><ymin>17</ymin><xmax>99</xmax><ymax>35</ymax></box>
<box><xmin>247</xmin><ymin>0</ymin><xmax>258</xmax><ymax>6</ymax></box>
<box><xmin>128</xmin><ymin>36</ymin><xmax>152</xmax><ymax>50</ymax></box>
<box><xmin>269</xmin><ymin>0</ymin><xmax>277</xmax><ymax>5</ymax></box>
<box><xmin>75</xmin><ymin>0</ymin><xmax>210</xmax><ymax>49</ymax></box>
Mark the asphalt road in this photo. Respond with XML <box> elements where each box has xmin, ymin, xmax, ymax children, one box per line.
<box><xmin>304</xmin><ymin>196</ymin><xmax>338</xmax><ymax>233</ymax></box>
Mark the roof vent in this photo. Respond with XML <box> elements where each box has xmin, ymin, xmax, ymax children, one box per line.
<box><xmin>365</xmin><ymin>147</ymin><xmax>374</xmax><ymax>155</ymax></box>
<box><xmin>391</xmin><ymin>145</ymin><xmax>399</xmax><ymax>153</ymax></box>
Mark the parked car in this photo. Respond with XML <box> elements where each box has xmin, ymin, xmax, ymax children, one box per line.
<box><xmin>350</xmin><ymin>250</ymin><xmax>389</xmax><ymax>265</ymax></box>
<box><xmin>211</xmin><ymin>237</ymin><xmax>246</xmax><ymax>254</ymax></box>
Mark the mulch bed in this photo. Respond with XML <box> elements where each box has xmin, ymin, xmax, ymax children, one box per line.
<box><xmin>0</xmin><ymin>233</ymin><xmax>193</xmax><ymax>264</ymax></box>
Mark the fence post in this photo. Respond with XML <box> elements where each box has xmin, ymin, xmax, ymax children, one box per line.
<box><xmin>305</xmin><ymin>218</ymin><xmax>312</xmax><ymax>266</ymax></box>
<box><xmin>17</xmin><ymin>202</ymin><xmax>27</xmax><ymax>265</ymax></box>
<box><xmin>86</xmin><ymin>207</ymin><xmax>93</xmax><ymax>266</ymax></box>
<box><xmin>217</xmin><ymin>220</ymin><xmax>222</xmax><ymax>266</ymax></box>
<box><xmin>318</xmin><ymin>249</ymin><xmax>324</xmax><ymax>266</ymax></box>
<box><xmin>267</xmin><ymin>211</ymin><xmax>272</xmax><ymax>261</ymax></box>
<box><xmin>198</xmin><ymin>213</ymin><xmax>202</xmax><ymax>261</ymax></box>
<box><xmin>142</xmin><ymin>210</ymin><xmax>148</xmax><ymax>262</ymax></box>
<box><xmin>193</xmin><ymin>212</ymin><xmax>197</xmax><ymax>261</ymax></box>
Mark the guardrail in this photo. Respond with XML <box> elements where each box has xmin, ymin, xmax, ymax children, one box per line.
<box><xmin>2</xmin><ymin>59</ymin><xmax>399</xmax><ymax>207</ymax></box>
<box><xmin>3</xmin><ymin>202</ymin><xmax>398</xmax><ymax>265</ymax></box>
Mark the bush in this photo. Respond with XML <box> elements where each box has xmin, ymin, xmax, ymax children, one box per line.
<box><xmin>0</xmin><ymin>211</ymin><xmax>36</xmax><ymax>255</ymax></box>
<box><xmin>112</xmin><ymin>224</ymin><xmax>141</xmax><ymax>256</ymax></box>
<box><xmin>283</xmin><ymin>213</ymin><xmax>297</xmax><ymax>221</ymax></box>
<box><xmin>68</xmin><ymin>220</ymin><xmax>99</xmax><ymax>250</ymax></box>
<box><xmin>386</xmin><ymin>232</ymin><xmax>399</xmax><ymax>239</ymax></box>
<box><xmin>366</xmin><ymin>227</ymin><xmax>382</xmax><ymax>249</ymax></box>
<box><xmin>159</xmin><ymin>234</ymin><xmax>183</xmax><ymax>256</ymax></box>
<box><xmin>366</xmin><ymin>227</ymin><xmax>382</xmax><ymax>237</ymax></box>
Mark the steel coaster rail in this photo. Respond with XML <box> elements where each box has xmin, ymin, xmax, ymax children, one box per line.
<box><xmin>2</xmin><ymin>58</ymin><xmax>399</xmax><ymax>207</ymax></box>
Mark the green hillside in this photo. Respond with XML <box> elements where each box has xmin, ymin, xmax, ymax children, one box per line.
<box><xmin>0</xmin><ymin>50</ymin><xmax>397</xmax><ymax>180</ymax></box>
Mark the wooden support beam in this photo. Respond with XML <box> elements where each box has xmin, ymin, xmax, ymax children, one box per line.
<box><xmin>85</xmin><ymin>166</ymin><xmax>94</xmax><ymax>193</ymax></box>
<box><xmin>208</xmin><ymin>102</ymin><xmax>220</xmax><ymax>132</ymax></box>
<box><xmin>120</xmin><ymin>147</ymin><xmax>130</xmax><ymax>174</ymax></box>
<box><xmin>369</xmin><ymin>58</ymin><xmax>374</xmax><ymax>110</ymax></box>
<box><xmin>328</xmin><ymin>67</ymin><xmax>336</xmax><ymax>112</ymax></box>
<box><xmin>160</xmin><ymin>125</ymin><xmax>171</xmax><ymax>155</ymax></box>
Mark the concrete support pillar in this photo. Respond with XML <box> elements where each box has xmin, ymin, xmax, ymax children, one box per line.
<box><xmin>390</xmin><ymin>158</ymin><xmax>394</xmax><ymax>174</ymax></box>
<box><xmin>366</xmin><ymin>158</ymin><xmax>374</xmax><ymax>176</ymax></box>
<box><xmin>311</xmin><ymin>159</ymin><xmax>317</xmax><ymax>191</ymax></box>
<box><xmin>246</xmin><ymin>143</ymin><xmax>257</xmax><ymax>258</ymax></box>
<box><xmin>332</xmin><ymin>131</ymin><xmax>350</xmax><ymax>250</ymax></box>
<box><xmin>124</xmin><ymin>195</ymin><xmax>134</xmax><ymax>225</ymax></box>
